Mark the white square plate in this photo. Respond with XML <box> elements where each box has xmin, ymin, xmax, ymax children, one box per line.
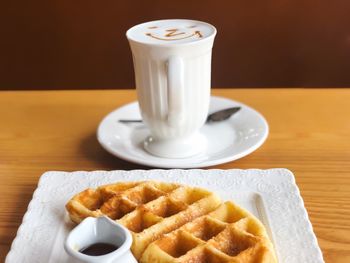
<box><xmin>6</xmin><ymin>169</ymin><xmax>324</xmax><ymax>263</ymax></box>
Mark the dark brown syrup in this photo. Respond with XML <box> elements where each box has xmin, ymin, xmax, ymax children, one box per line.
<box><xmin>79</xmin><ymin>243</ymin><xmax>118</xmax><ymax>256</ymax></box>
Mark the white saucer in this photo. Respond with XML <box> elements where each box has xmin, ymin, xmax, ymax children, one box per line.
<box><xmin>97</xmin><ymin>96</ymin><xmax>269</xmax><ymax>168</ymax></box>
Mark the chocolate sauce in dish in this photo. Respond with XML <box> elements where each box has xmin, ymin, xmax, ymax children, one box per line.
<box><xmin>79</xmin><ymin>243</ymin><xmax>118</xmax><ymax>256</ymax></box>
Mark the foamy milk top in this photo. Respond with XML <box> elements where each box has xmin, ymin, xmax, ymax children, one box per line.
<box><xmin>127</xmin><ymin>19</ymin><xmax>216</xmax><ymax>45</ymax></box>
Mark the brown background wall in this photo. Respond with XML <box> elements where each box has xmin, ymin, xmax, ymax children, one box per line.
<box><xmin>1</xmin><ymin>0</ymin><xmax>350</xmax><ymax>90</ymax></box>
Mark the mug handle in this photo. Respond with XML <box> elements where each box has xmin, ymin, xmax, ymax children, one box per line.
<box><xmin>167</xmin><ymin>56</ymin><xmax>185</xmax><ymax>127</ymax></box>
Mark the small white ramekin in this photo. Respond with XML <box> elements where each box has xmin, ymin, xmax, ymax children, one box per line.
<box><xmin>64</xmin><ymin>216</ymin><xmax>137</xmax><ymax>263</ymax></box>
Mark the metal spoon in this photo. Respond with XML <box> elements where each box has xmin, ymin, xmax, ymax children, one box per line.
<box><xmin>118</xmin><ymin>106</ymin><xmax>241</xmax><ymax>123</ymax></box>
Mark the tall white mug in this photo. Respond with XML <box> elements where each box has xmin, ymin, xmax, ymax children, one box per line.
<box><xmin>127</xmin><ymin>19</ymin><xmax>216</xmax><ymax>158</ymax></box>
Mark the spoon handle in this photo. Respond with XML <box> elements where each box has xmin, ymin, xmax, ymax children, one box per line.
<box><xmin>118</xmin><ymin>119</ymin><xmax>143</xmax><ymax>123</ymax></box>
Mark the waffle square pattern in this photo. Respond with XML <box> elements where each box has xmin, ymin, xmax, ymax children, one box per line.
<box><xmin>66</xmin><ymin>181</ymin><xmax>277</xmax><ymax>262</ymax></box>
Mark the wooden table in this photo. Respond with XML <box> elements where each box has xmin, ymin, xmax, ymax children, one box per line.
<box><xmin>1</xmin><ymin>88</ymin><xmax>349</xmax><ymax>262</ymax></box>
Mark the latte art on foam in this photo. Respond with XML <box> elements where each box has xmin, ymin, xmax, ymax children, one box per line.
<box><xmin>127</xmin><ymin>19</ymin><xmax>216</xmax><ymax>44</ymax></box>
<box><xmin>145</xmin><ymin>26</ymin><xmax>203</xmax><ymax>41</ymax></box>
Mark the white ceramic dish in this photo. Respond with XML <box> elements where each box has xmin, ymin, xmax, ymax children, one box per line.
<box><xmin>64</xmin><ymin>216</ymin><xmax>137</xmax><ymax>263</ymax></box>
<box><xmin>97</xmin><ymin>96</ymin><xmax>269</xmax><ymax>168</ymax></box>
<box><xmin>6</xmin><ymin>169</ymin><xmax>324</xmax><ymax>263</ymax></box>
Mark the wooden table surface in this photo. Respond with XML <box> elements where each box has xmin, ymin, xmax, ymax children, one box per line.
<box><xmin>1</xmin><ymin>88</ymin><xmax>349</xmax><ymax>262</ymax></box>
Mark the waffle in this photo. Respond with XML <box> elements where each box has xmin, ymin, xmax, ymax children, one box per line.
<box><xmin>66</xmin><ymin>181</ymin><xmax>276</xmax><ymax>262</ymax></box>
<box><xmin>66</xmin><ymin>181</ymin><xmax>221</xmax><ymax>259</ymax></box>
<box><xmin>140</xmin><ymin>201</ymin><xmax>276</xmax><ymax>263</ymax></box>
